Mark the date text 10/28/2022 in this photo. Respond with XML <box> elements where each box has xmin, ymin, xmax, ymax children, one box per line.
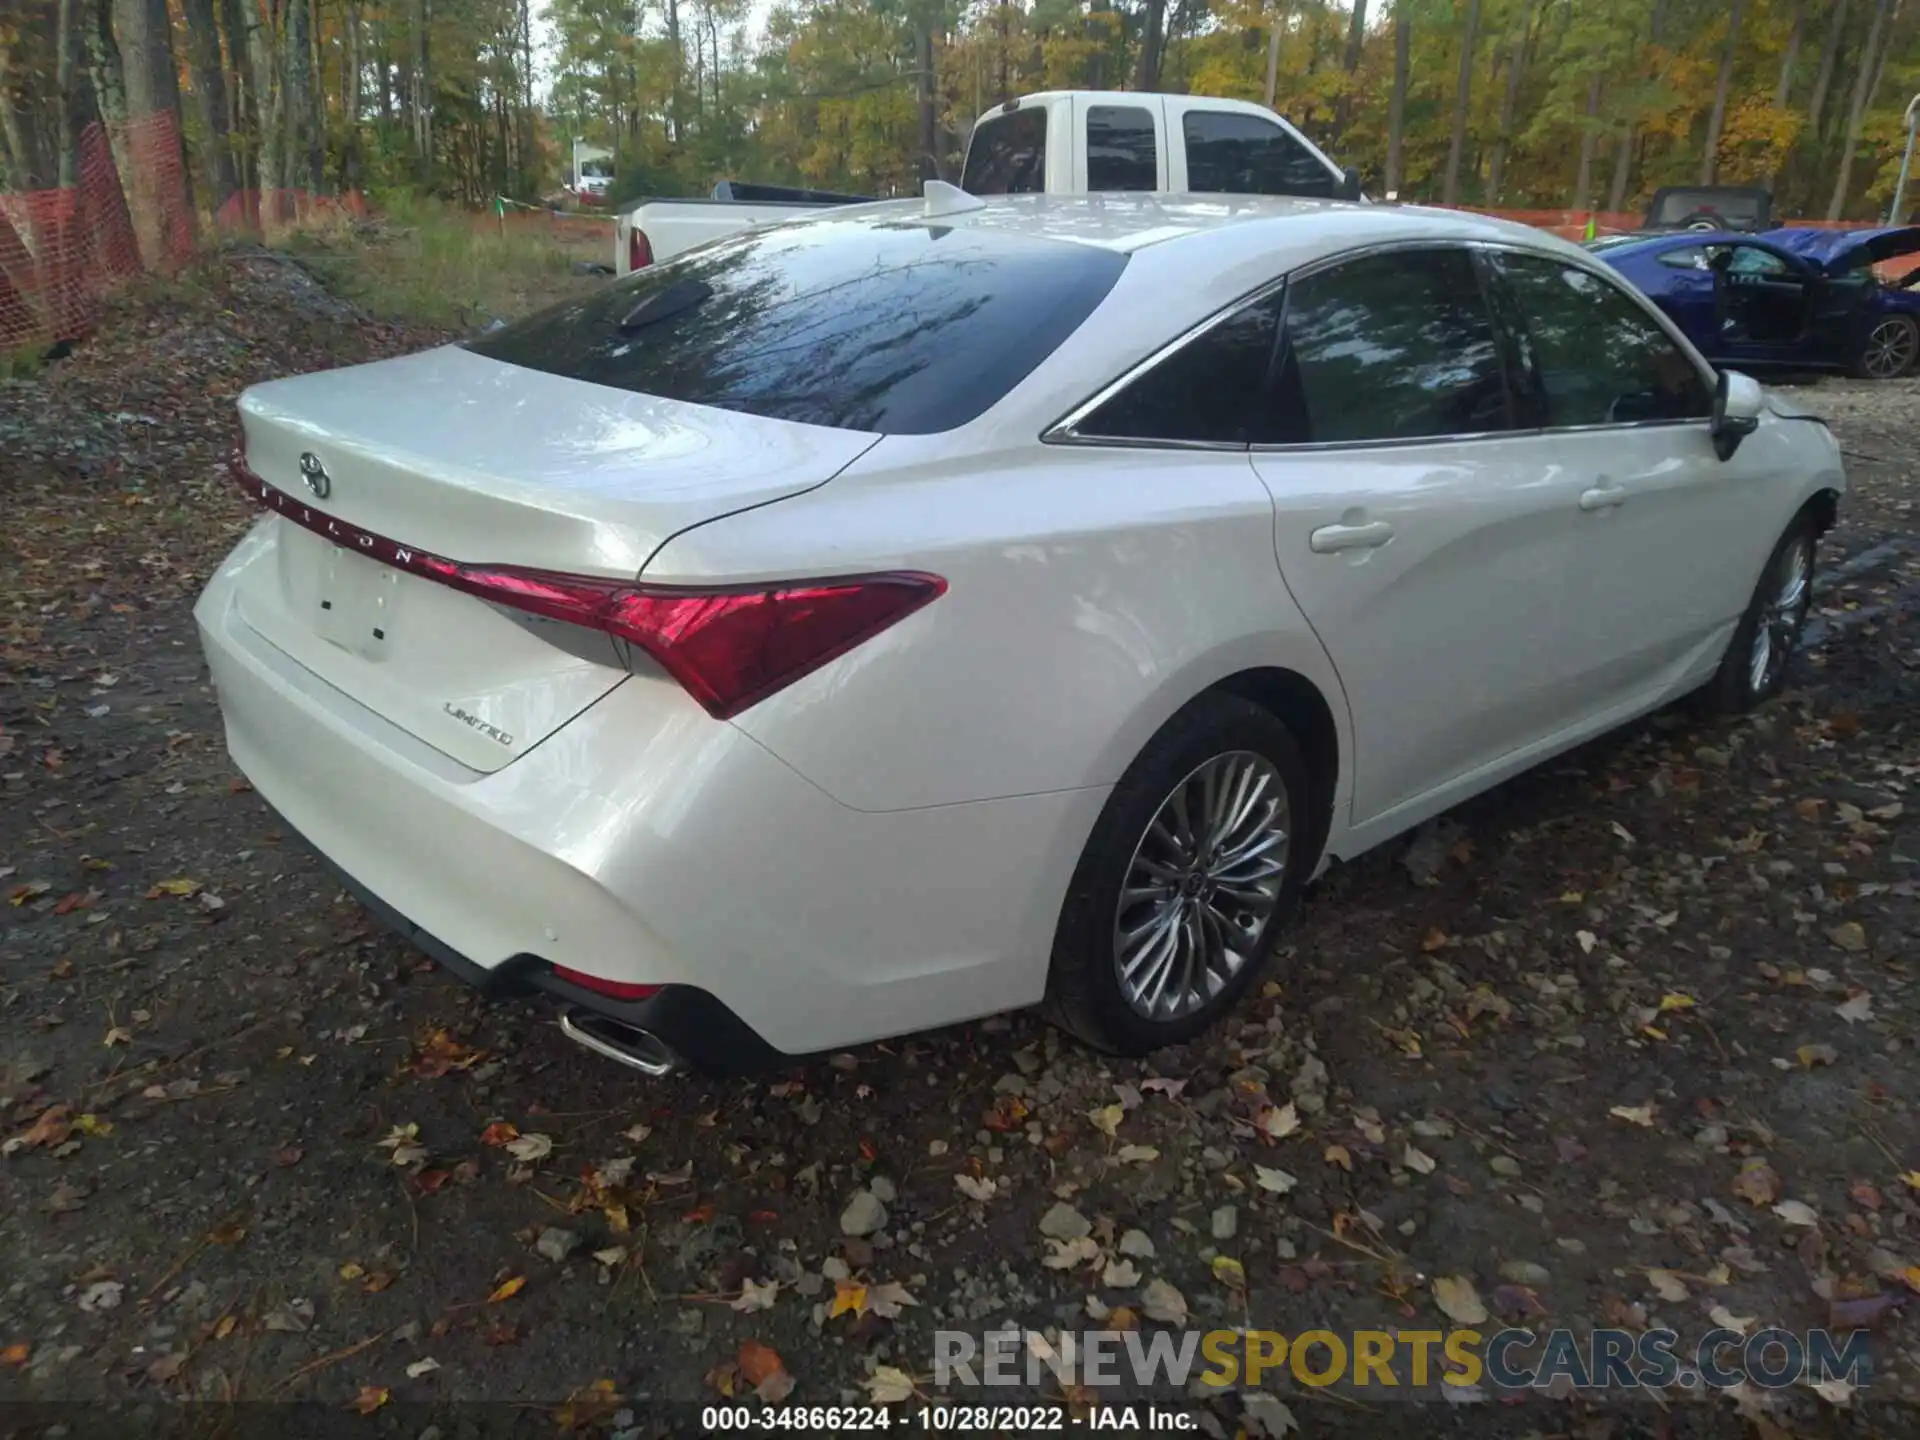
<box><xmin>701</xmin><ymin>1406</ymin><xmax>1191</xmax><ymax>1431</ymax></box>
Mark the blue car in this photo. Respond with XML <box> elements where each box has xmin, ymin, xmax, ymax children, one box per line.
<box><xmin>1589</xmin><ymin>225</ymin><xmax>1920</xmax><ymax>379</ymax></box>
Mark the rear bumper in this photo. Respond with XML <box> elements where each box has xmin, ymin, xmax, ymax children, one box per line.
<box><xmin>195</xmin><ymin>539</ymin><xmax>1105</xmax><ymax>1060</ymax></box>
<box><xmin>306</xmin><ymin>843</ymin><xmax>787</xmax><ymax>1072</ymax></box>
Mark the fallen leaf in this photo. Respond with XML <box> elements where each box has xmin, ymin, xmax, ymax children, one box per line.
<box><xmin>737</xmin><ymin>1339</ymin><xmax>787</xmax><ymax>1390</ymax></box>
<box><xmin>1</xmin><ymin>1342</ymin><xmax>28</xmax><ymax>1367</ymax></box>
<box><xmin>1115</xmin><ymin>1144</ymin><xmax>1159</xmax><ymax>1164</ymax></box>
<box><xmin>3</xmin><ymin>1104</ymin><xmax>73</xmax><ymax>1156</ymax></box>
<box><xmin>349</xmin><ymin>1386</ymin><xmax>388</xmax><ymax>1415</ymax></box>
<box><xmin>1253</xmin><ymin>1164</ymin><xmax>1297</xmax><ymax>1194</ymax></box>
<box><xmin>1402</xmin><ymin>1145</ymin><xmax>1436</xmax><ymax>1175</ymax></box>
<box><xmin>1609</xmin><ymin>1103</ymin><xmax>1656</xmax><ymax>1128</ymax></box>
<box><xmin>1710</xmin><ymin>1305</ymin><xmax>1756</xmax><ymax>1334</ymax></box>
<box><xmin>867</xmin><ymin>1365</ymin><xmax>915</xmax><ymax>1404</ymax></box>
<box><xmin>1140</xmin><ymin>1278</ymin><xmax>1188</xmax><ymax>1325</ymax></box>
<box><xmin>1323</xmin><ymin>1143</ymin><xmax>1352</xmax><ymax>1171</ymax></box>
<box><xmin>1828</xmin><ymin>922</ymin><xmax>1868</xmax><ymax>954</ymax></box>
<box><xmin>954</xmin><ymin>1174</ymin><xmax>997</xmax><ymax>1202</ymax></box>
<box><xmin>1797</xmin><ymin>1044</ymin><xmax>1839</xmax><ymax>1069</ymax></box>
<box><xmin>1102</xmin><ymin>1258</ymin><xmax>1140</xmax><ymax>1288</ymax></box>
<box><xmin>830</xmin><ymin>1281</ymin><xmax>867</xmax><ymax>1319</ymax></box>
<box><xmin>1834</xmin><ymin>992</ymin><xmax>1875</xmax><ymax>1024</ymax></box>
<box><xmin>1772</xmin><ymin>1200</ymin><xmax>1820</xmax><ymax>1227</ymax></box>
<box><xmin>1211</xmin><ymin>1255</ymin><xmax>1246</xmax><ymax>1291</ymax></box>
<box><xmin>1646</xmin><ymin>1268</ymin><xmax>1690</xmax><ymax>1302</ymax></box>
<box><xmin>1432</xmin><ymin>1275</ymin><xmax>1488</xmax><ymax>1325</ymax></box>
<box><xmin>1732</xmin><ymin>1158</ymin><xmax>1783</xmax><ymax>1206</ymax></box>
<box><xmin>339</xmin><ymin>1263</ymin><xmax>365</xmax><ymax>1280</ymax></box>
<box><xmin>1087</xmin><ymin>1103</ymin><xmax>1124</xmax><ymax>1138</ymax></box>
<box><xmin>1138</xmin><ymin>1078</ymin><xmax>1186</xmax><ymax>1098</ymax></box>
<box><xmin>78</xmin><ymin>1281</ymin><xmax>123</xmax><ymax>1313</ymax></box>
<box><xmin>479</xmin><ymin>1121</ymin><xmax>520</xmax><ymax>1147</ymax></box>
<box><xmin>1828</xmin><ymin>1293</ymin><xmax>1901</xmax><ymax>1330</ymax></box>
<box><xmin>591</xmin><ymin>1247</ymin><xmax>627</xmax><ymax>1267</ymax></box>
<box><xmin>486</xmin><ymin>1275</ymin><xmax>527</xmax><ymax>1303</ymax></box>
<box><xmin>405</xmin><ymin>1357</ymin><xmax>441</xmax><ymax>1379</ymax></box>
<box><xmin>1255</xmin><ymin>1102</ymin><xmax>1300</xmax><ymax>1142</ymax></box>
<box><xmin>1043</xmin><ymin>1236</ymin><xmax>1102</xmax><ymax>1270</ymax></box>
<box><xmin>866</xmin><ymin>1281</ymin><xmax>916</xmax><ymax>1318</ymax></box>
<box><xmin>147</xmin><ymin>877</ymin><xmax>200</xmax><ymax>898</ymax></box>
<box><xmin>1811</xmin><ymin>1377</ymin><xmax>1856</xmax><ymax>1408</ymax></box>
<box><xmin>504</xmin><ymin>1133</ymin><xmax>552</xmax><ymax>1163</ymax></box>
<box><xmin>732</xmin><ymin>1278</ymin><xmax>778</xmax><ymax>1313</ymax></box>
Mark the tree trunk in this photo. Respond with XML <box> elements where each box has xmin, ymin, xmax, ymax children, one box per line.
<box><xmin>112</xmin><ymin>0</ymin><xmax>193</xmax><ymax>263</ymax></box>
<box><xmin>81</xmin><ymin>0</ymin><xmax>128</xmax><ymax>181</ymax></box>
<box><xmin>1484</xmin><ymin>0</ymin><xmax>1534</xmax><ymax>203</ymax></box>
<box><xmin>1827</xmin><ymin>0</ymin><xmax>1891</xmax><ymax>218</ymax></box>
<box><xmin>284</xmin><ymin>0</ymin><xmax>321</xmax><ymax>193</ymax></box>
<box><xmin>1572</xmin><ymin>70</ymin><xmax>1602</xmax><ymax>211</ymax></box>
<box><xmin>666</xmin><ymin>0</ymin><xmax>683</xmax><ymax>143</ymax></box>
<box><xmin>341</xmin><ymin>0</ymin><xmax>362</xmax><ymax>188</ymax></box>
<box><xmin>1774</xmin><ymin>2</ymin><xmax>1805</xmax><ymax>107</ymax></box>
<box><xmin>1332</xmin><ymin>0</ymin><xmax>1368</xmax><ymax>137</ymax></box>
<box><xmin>410</xmin><ymin>0</ymin><xmax>431</xmax><ymax>172</ymax></box>
<box><xmin>1605</xmin><ymin>0</ymin><xmax>1667</xmax><ymax>216</ymax></box>
<box><xmin>246</xmin><ymin>0</ymin><xmax>284</xmax><ymax>223</ymax></box>
<box><xmin>1441</xmin><ymin>0</ymin><xmax>1482</xmax><ymax>205</ymax></box>
<box><xmin>1385</xmin><ymin>5</ymin><xmax>1410</xmax><ymax>197</ymax></box>
<box><xmin>219</xmin><ymin>0</ymin><xmax>255</xmax><ymax>191</ymax></box>
<box><xmin>916</xmin><ymin>22</ymin><xmax>937</xmax><ymax>182</ymax></box>
<box><xmin>1134</xmin><ymin>0</ymin><xmax>1167</xmax><ymax>91</ymax></box>
<box><xmin>1806</xmin><ymin>0</ymin><xmax>1853</xmax><ymax>139</ymax></box>
<box><xmin>1264</xmin><ymin>0</ymin><xmax>1286</xmax><ymax>109</ymax></box>
<box><xmin>181</xmin><ymin>0</ymin><xmax>237</xmax><ymax>209</ymax></box>
<box><xmin>1699</xmin><ymin>0</ymin><xmax>1747</xmax><ymax>183</ymax></box>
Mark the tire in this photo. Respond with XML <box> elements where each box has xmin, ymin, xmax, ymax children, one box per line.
<box><xmin>1851</xmin><ymin>314</ymin><xmax>1919</xmax><ymax>380</ymax></box>
<box><xmin>1044</xmin><ymin>694</ymin><xmax>1316</xmax><ymax>1056</ymax></box>
<box><xmin>1700</xmin><ymin>518</ymin><xmax>1817</xmax><ymax>715</ymax></box>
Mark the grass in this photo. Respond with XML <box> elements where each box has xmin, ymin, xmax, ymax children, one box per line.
<box><xmin>0</xmin><ymin>343</ymin><xmax>50</xmax><ymax>379</ymax></box>
<box><xmin>278</xmin><ymin>191</ymin><xmax>613</xmax><ymax>331</ymax></box>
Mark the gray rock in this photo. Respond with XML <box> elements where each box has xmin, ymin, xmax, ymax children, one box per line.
<box><xmin>868</xmin><ymin>1175</ymin><xmax>898</xmax><ymax>1204</ymax></box>
<box><xmin>536</xmin><ymin>1227</ymin><xmax>582</xmax><ymax>1263</ymax></box>
<box><xmin>1498</xmin><ymin>1260</ymin><xmax>1549</xmax><ymax>1285</ymax></box>
<box><xmin>841</xmin><ymin>1190</ymin><xmax>888</xmax><ymax>1236</ymax></box>
<box><xmin>1211</xmin><ymin>1206</ymin><xmax>1238</xmax><ymax>1241</ymax></box>
<box><xmin>1038</xmin><ymin>1202</ymin><xmax>1091</xmax><ymax>1241</ymax></box>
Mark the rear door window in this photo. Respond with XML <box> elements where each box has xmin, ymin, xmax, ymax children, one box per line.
<box><xmin>961</xmin><ymin>107</ymin><xmax>1049</xmax><ymax>195</ymax></box>
<box><xmin>1086</xmin><ymin>105</ymin><xmax>1158</xmax><ymax>191</ymax></box>
<box><xmin>464</xmin><ymin>219</ymin><xmax>1126</xmax><ymax>436</ymax></box>
<box><xmin>1273</xmin><ymin>248</ymin><xmax>1510</xmax><ymax>443</ymax></box>
<box><xmin>1182</xmin><ymin>111</ymin><xmax>1336</xmax><ymax>198</ymax></box>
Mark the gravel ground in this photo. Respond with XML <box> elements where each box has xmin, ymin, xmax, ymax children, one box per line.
<box><xmin>2</xmin><ymin>255</ymin><xmax>1917</xmax><ymax>1438</ymax></box>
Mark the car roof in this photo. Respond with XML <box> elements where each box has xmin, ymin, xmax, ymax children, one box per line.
<box><xmin>825</xmin><ymin>190</ymin><xmax>1564</xmax><ymax>260</ymax></box>
<box><xmin>1593</xmin><ymin>229</ymin><xmax>1763</xmax><ymax>258</ymax></box>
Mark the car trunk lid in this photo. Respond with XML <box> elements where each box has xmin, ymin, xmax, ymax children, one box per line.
<box><xmin>230</xmin><ymin>345</ymin><xmax>878</xmax><ymax>773</ymax></box>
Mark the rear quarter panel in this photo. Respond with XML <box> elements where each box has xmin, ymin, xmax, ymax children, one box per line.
<box><xmin>640</xmin><ymin>439</ymin><xmax>1353</xmax><ymax>816</ymax></box>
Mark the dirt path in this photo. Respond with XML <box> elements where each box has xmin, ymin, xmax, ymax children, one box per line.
<box><xmin>2</xmin><ymin>256</ymin><xmax>1917</xmax><ymax>1436</ymax></box>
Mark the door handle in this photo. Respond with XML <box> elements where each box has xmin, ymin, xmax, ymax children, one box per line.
<box><xmin>1579</xmin><ymin>484</ymin><xmax>1628</xmax><ymax>512</ymax></box>
<box><xmin>1309</xmin><ymin>520</ymin><xmax>1395</xmax><ymax>554</ymax></box>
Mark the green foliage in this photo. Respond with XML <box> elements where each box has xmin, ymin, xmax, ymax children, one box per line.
<box><xmin>536</xmin><ymin>0</ymin><xmax>1920</xmax><ymax>217</ymax></box>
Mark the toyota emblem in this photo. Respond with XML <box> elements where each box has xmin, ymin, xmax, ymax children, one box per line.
<box><xmin>298</xmin><ymin>451</ymin><xmax>331</xmax><ymax>499</ymax></box>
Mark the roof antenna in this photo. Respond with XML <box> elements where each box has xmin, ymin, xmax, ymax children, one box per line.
<box><xmin>924</xmin><ymin>179</ymin><xmax>987</xmax><ymax>217</ymax></box>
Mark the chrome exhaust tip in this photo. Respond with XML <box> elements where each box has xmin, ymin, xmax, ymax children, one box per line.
<box><xmin>559</xmin><ymin>1009</ymin><xmax>684</xmax><ymax>1077</ymax></box>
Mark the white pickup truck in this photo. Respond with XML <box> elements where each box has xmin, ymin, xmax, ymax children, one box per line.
<box><xmin>614</xmin><ymin>89</ymin><xmax>1357</xmax><ymax>275</ymax></box>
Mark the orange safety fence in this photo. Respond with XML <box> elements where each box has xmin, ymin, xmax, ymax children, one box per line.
<box><xmin>0</xmin><ymin>112</ymin><xmax>365</xmax><ymax>352</ymax></box>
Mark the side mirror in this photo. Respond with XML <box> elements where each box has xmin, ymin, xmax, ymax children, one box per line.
<box><xmin>1711</xmin><ymin>370</ymin><xmax>1763</xmax><ymax>461</ymax></box>
<box><xmin>1336</xmin><ymin>167</ymin><xmax>1364</xmax><ymax>202</ymax></box>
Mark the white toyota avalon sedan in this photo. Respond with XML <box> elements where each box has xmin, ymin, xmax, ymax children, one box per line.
<box><xmin>196</xmin><ymin>192</ymin><xmax>1844</xmax><ymax>1074</ymax></box>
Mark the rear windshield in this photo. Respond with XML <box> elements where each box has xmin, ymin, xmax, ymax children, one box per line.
<box><xmin>962</xmin><ymin>108</ymin><xmax>1049</xmax><ymax>195</ymax></box>
<box><xmin>1645</xmin><ymin>188</ymin><xmax>1768</xmax><ymax>229</ymax></box>
<box><xmin>466</xmin><ymin>218</ymin><xmax>1125</xmax><ymax>435</ymax></box>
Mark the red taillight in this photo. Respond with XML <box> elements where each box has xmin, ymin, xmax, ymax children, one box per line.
<box><xmin>553</xmin><ymin>966</ymin><xmax>661</xmax><ymax>1002</ymax></box>
<box><xmin>457</xmin><ymin>564</ymin><xmax>945</xmax><ymax>719</ymax></box>
<box><xmin>628</xmin><ymin>227</ymin><xmax>653</xmax><ymax>270</ymax></box>
<box><xmin>229</xmin><ymin>451</ymin><xmax>944</xmax><ymax>719</ymax></box>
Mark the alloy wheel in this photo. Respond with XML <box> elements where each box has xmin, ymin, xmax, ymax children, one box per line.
<box><xmin>1861</xmin><ymin>318</ymin><xmax>1919</xmax><ymax>380</ymax></box>
<box><xmin>1112</xmin><ymin>751</ymin><xmax>1289</xmax><ymax>1022</ymax></box>
<box><xmin>1748</xmin><ymin>535</ymin><xmax>1811</xmax><ymax>697</ymax></box>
